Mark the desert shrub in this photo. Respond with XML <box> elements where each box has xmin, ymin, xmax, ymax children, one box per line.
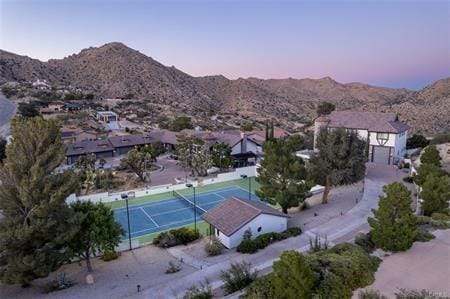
<box><xmin>43</xmin><ymin>273</ymin><xmax>74</xmax><ymax>293</ymax></box>
<box><xmin>254</xmin><ymin>232</ymin><xmax>284</xmax><ymax>249</ymax></box>
<box><xmin>414</xmin><ymin>227</ymin><xmax>435</xmax><ymax>242</ymax></box>
<box><xmin>101</xmin><ymin>250</ymin><xmax>120</xmax><ymax>262</ymax></box>
<box><xmin>431</xmin><ymin>212</ymin><xmax>450</xmax><ymax>221</ymax></box>
<box><xmin>395</xmin><ymin>288</ymin><xmax>440</xmax><ymax>299</ymax></box>
<box><xmin>220</xmin><ymin>261</ymin><xmax>257</xmax><ymax>295</ymax></box>
<box><xmin>183</xmin><ymin>280</ymin><xmax>212</xmax><ymax>299</ymax></box>
<box><xmin>354</xmin><ymin>232</ymin><xmax>376</xmax><ymax>253</ymax></box>
<box><xmin>153</xmin><ymin>227</ymin><xmax>200</xmax><ymax>247</ymax></box>
<box><xmin>416</xmin><ymin>215</ymin><xmax>431</xmax><ymax>225</ymax></box>
<box><xmin>243</xmin><ymin>274</ymin><xmax>276</xmax><ymax>299</ymax></box>
<box><xmin>165</xmin><ymin>261</ymin><xmax>181</xmax><ymax>274</ymax></box>
<box><xmin>358</xmin><ymin>289</ymin><xmax>388</xmax><ymax>299</ymax></box>
<box><xmin>430</xmin><ymin>132</ymin><xmax>450</xmax><ymax>145</ymax></box>
<box><xmin>236</xmin><ymin>239</ymin><xmax>258</xmax><ymax>254</ymax></box>
<box><xmin>204</xmin><ymin>236</ymin><xmax>224</xmax><ymax>256</ymax></box>
<box><xmin>283</xmin><ymin>227</ymin><xmax>302</xmax><ymax>237</ymax></box>
<box><xmin>309</xmin><ymin>234</ymin><xmax>329</xmax><ymax>252</ymax></box>
<box><xmin>429</xmin><ymin>219</ymin><xmax>450</xmax><ymax>229</ymax></box>
<box><xmin>307</xmin><ymin>243</ymin><xmax>381</xmax><ymax>298</ymax></box>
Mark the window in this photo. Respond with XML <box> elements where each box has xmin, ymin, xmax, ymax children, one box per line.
<box><xmin>347</xmin><ymin>128</ymin><xmax>358</xmax><ymax>134</ymax></box>
<box><xmin>216</xmin><ymin>228</ymin><xmax>220</xmax><ymax>236</ymax></box>
<box><xmin>257</xmin><ymin>227</ymin><xmax>262</xmax><ymax>232</ymax></box>
<box><xmin>376</xmin><ymin>133</ymin><xmax>389</xmax><ymax>145</ymax></box>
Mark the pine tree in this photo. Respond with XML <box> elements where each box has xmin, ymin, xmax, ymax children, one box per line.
<box><xmin>368</xmin><ymin>182</ymin><xmax>417</xmax><ymax>252</ymax></box>
<box><xmin>69</xmin><ymin>201</ymin><xmax>124</xmax><ymax>274</ymax></box>
<box><xmin>420</xmin><ymin>145</ymin><xmax>441</xmax><ymax>167</ymax></box>
<box><xmin>271</xmin><ymin>250</ymin><xmax>315</xmax><ymax>299</ymax></box>
<box><xmin>0</xmin><ymin>117</ymin><xmax>81</xmax><ymax>285</ymax></box>
<box><xmin>308</xmin><ymin>128</ymin><xmax>367</xmax><ymax>204</ymax></box>
<box><xmin>256</xmin><ymin>139</ymin><xmax>312</xmax><ymax>213</ymax></box>
<box><xmin>270</xmin><ymin>120</ymin><xmax>275</xmax><ymax>140</ymax></box>
<box><xmin>420</xmin><ymin>173</ymin><xmax>450</xmax><ymax>216</ymax></box>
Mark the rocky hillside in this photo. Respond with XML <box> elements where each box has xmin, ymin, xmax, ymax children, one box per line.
<box><xmin>1</xmin><ymin>42</ymin><xmax>449</xmax><ymax>134</ymax></box>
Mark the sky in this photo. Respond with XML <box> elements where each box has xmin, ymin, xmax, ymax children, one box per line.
<box><xmin>0</xmin><ymin>0</ymin><xmax>449</xmax><ymax>90</ymax></box>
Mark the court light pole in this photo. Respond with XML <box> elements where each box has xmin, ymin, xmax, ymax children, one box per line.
<box><xmin>240</xmin><ymin>174</ymin><xmax>251</xmax><ymax>200</ymax></box>
<box><xmin>185</xmin><ymin>183</ymin><xmax>197</xmax><ymax>231</ymax></box>
<box><xmin>121</xmin><ymin>193</ymin><xmax>132</xmax><ymax>251</ymax></box>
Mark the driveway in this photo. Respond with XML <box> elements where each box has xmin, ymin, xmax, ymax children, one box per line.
<box><xmin>134</xmin><ymin>163</ymin><xmax>406</xmax><ymax>298</ymax></box>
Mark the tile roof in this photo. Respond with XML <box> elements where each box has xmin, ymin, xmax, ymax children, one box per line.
<box><xmin>202</xmin><ymin>197</ymin><xmax>289</xmax><ymax>236</ymax></box>
<box><xmin>326</xmin><ymin>111</ymin><xmax>409</xmax><ymax>133</ymax></box>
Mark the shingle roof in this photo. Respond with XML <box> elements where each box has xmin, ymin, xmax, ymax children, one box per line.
<box><xmin>108</xmin><ymin>134</ymin><xmax>155</xmax><ymax>148</ymax></box>
<box><xmin>67</xmin><ymin>139</ymin><xmax>114</xmax><ymax>156</ymax></box>
<box><xmin>327</xmin><ymin>111</ymin><xmax>409</xmax><ymax>133</ymax></box>
<box><xmin>202</xmin><ymin>197</ymin><xmax>289</xmax><ymax>236</ymax></box>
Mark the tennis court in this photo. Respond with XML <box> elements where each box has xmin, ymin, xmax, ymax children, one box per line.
<box><xmin>114</xmin><ymin>186</ymin><xmax>259</xmax><ymax>239</ymax></box>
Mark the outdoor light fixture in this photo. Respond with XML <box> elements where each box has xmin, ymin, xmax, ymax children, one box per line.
<box><xmin>121</xmin><ymin>193</ymin><xmax>132</xmax><ymax>251</ymax></box>
<box><xmin>185</xmin><ymin>183</ymin><xmax>197</xmax><ymax>230</ymax></box>
<box><xmin>240</xmin><ymin>174</ymin><xmax>251</xmax><ymax>200</ymax></box>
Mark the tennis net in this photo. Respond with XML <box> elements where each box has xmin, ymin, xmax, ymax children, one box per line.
<box><xmin>173</xmin><ymin>190</ymin><xmax>207</xmax><ymax>214</ymax></box>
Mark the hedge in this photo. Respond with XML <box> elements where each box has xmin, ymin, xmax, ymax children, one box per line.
<box><xmin>237</xmin><ymin>227</ymin><xmax>302</xmax><ymax>254</ymax></box>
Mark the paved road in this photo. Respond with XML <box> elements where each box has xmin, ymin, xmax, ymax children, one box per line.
<box><xmin>0</xmin><ymin>93</ymin><xmax>16</xmax><ymax>138</ymax></box>
<box><xmin>133</xmin><ymin>163</ymin><xmax>405</xmax><ymax>299</ymax></box>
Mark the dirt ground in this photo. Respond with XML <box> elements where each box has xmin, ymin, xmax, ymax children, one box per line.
<box><xmin>354</xmin><ymin>229</ymin><xmax>450</xmax><ymax>299</ymax></box>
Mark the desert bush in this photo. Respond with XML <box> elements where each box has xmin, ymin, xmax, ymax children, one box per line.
<box><xmin>243</xmin><ymin>228</ymin><xmax>252</xmax><ymax>240</ymax></box>
<box><xmin>153</xmin><ymin>227</ymin><xmax>200</xmax><ymax>248</ymax></box>
<box><xmin>204</xmin><ymin>236</ymin><xmax>224</xmax><ymax>256</ymax></box>
<box><xmin>283</xmin><ymin>227</ymin><xmax>302</xmax><ymax>237</ymax></box>
<box><xmin>243</xmin><ymin>274</ymin><xmax>276</xmax><ymax>299</ymax></box>
<box><xmin>395</xmin><ymin>288</ymin><xmax>439</xmax><ymax>299</ymax></box>
<box><xmin>309</xmin><ymin>234</ymin><xmax>329</xmax><ymax>252</ymax></box>
<box><xmin>254</xmin><ymin>232</ymin><xmax>283</xmax><ymax>249</ymax></box>
<box><xmin>220</xmin><ymin>261</ymin><xmax>257</xmax><ymax>295</ymax></box>
<box><xmin>354</xmin><ymin>232</ymin><xmax>376</xmax><ymax>253</ymax></box>
<box><xmin>414</xmin><ymin>227</ymin><xmax>435</xmax><ymax>242</ymax></box>
<box><xmin>183</xmin><ymin>280</ymin><xmax>212</xmax><ymax>299</ymax></box>
<box><xmin>101</xmin><ymin>250</ymin><xmax>120</xmax><ymax>262</ymax></box>
<box><xmin>358</xmin><ymin>289</ymin><xmax>388</xmax><ymax>299</ymax></box>
<box><xmin>429</xmin><ymin>219</ymin><xmax>450</xmax><ymax>229</ymax></box>
<box><xmin>431</xmin><ymin>212</ymin><xmax>450</xmax><ymax>221</ymax></box>
<box><xmin>165</xmin><ymin>261</ymin><xmax>181</xmax><ymax>274</ymax></box>
<box><xmin>416</xmin><ymin>215</ymin><xmax>431</xmax><ymax>225</ymax></box>
<box><xmin>236</xmin><ymin>239</ymin><xmax>258</xmax><ymax>254</ymax></box>
<box><xmin>43</xmin><ymin>273</ymin><xmax>74</xmax><ymax>293</ymax></box>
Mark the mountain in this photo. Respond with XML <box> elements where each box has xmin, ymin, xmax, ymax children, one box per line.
<box><xmin>1</xmin><ymin>42</ymin><xmax>449</xmax><ymax>134</ymax></box>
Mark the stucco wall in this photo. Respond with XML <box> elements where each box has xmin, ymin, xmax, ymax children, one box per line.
<box><xmin>215</xmin><ymin>213</ymin><xmax>288</xmax><ymax>248</ymax></box>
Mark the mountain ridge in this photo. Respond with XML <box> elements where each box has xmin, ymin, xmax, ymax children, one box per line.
<box><xmin>1</xmin><ymin>42</ymin><xmax>449</xmax><ymax>134</ymax></box>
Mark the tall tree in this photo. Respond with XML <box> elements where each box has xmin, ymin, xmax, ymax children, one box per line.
<box><xmin>177</xmin><ymin>135</ymin><xmax>212</xmax><ymax>177</ymax></box>
<box><xmin>191</xmin><ymin>145</ymin><xmax>213</xmax><ymax>177</ymax></box>
<box><xmin>368</xmin><ymin>182</ymin><xmax>417</xmax><ymax>252</ymax></box>
<box><xmin>308</xmin><ymin>129</ymin><xmax>367</xmax><ymax>204</ymax></box>
<box><xmin>420</xmin><ymin>145</ymin><xmax>441</xmax><ymax>167</ymax></box>
<box><xmin>211</xmin><ymin>142</ymin><xmax>233</xmax><ymax>170</ymax></box>
<box><xmin>69</xmin><ymin>201</ymin><xmax>123</xmax><ymax>274</ymax></box>
<box><xmin>420</xmin><ymin>173</ymin><xmax>450</xmax><ymax>216</ymax></box>
<box><xmin>120</xmin><ymin>148</ymin><xmax>153</xmax><ymax>182</ymax></box>
<box><xmin>414</xmin><ymin>163</ymin><xmax>445</xmax><ymax>187</ymax></box>
<box><xmin>0</xmin><ymin>117</ymin><xmax>81</xmax><ymax>285</ymax></box>
<box><xmin>0</xmin><ymin>137</ymin><xmax>6</xmax><ymax>162</ymax></box>
<box><xmin>271</xmin><ymin>250</ymin><xmax>315</xmax><ymax>299</ymax></box>
<box><xmin>316</xmin><ymin>102</ymin><xmax>336</xmax><ymax>116</ymax></box>
<box><xmin>256</xmin><ymin>139</ymin><xmax>312</xmax><ymax>213</ymax></box>
<box><xmin>169</xmin><ymin>116</ymin><xmax>193</xmax><ymax>132</ymax></box>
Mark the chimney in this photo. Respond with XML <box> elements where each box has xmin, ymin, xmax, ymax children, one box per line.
<box><xmin>241</xmin><ymin>133</ymin><xmax>248</xmax><ymax>153</ymax></box>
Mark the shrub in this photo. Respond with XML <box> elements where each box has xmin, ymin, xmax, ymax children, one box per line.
<box><xmin>358</xmin><ymin>289</ymin><xmax>388</xmax><ymax>299</ymax></box>
<box><xmin>243</xmin><ymin>228</ymin><xmax>252</xmax><ymax>240</ymax></box>
<box><xmin>153</xmin><ymin>227</ymin><xmax>200</xmax><ymax>248</ymax></box>
<box><xmin>183</xmin><ymin>280</ymin><xmax>212</xmax><ymax>299</ymax></box>
<box><xmin>165</xmin><ymin>261</ymin><xmax>182</xmax><ymax>274</ymax></box>
<box><xmin>254</xmin><ymin>232</ymin><xmax>283</xmax><ymax>249</ymax></box>
<box><xmin>220</xmin><ymin>261</ymin><xmax>257</xmax><ymax>295</ymax></box>
<box><xmin>431</xmin><ymin>212</ymin><xmax>450</xmax><ymax>221</ymax></box>
<box><xmin>354</xmin><ymin>232</ymin><xmax>376</xmax><ymax>253</ymax></box>
<box><xmin>101</xmin><ymin>250</ymin><xmax>120</xmax><ymax>262</ymax></box>
<box><xmin>283</xmin><ymin>227</ymin><xmax>302</xmax><ymax>237</ymax></box>
<box><xmin>309</xmin><ymin>234</ymin><xmax>329</xmax><ymax>252</ymax></box>
<box><xmin>244</xmin><ymin>274</ymin><xmax>275</xmax><ymax>299</ymax></box>
<box><xmin>416</xmin><ymin>215</ymin><xmax>431</xmax><ymax>225</ymax></box>
<box><xmin>429</xmin><ymin>219</ymin><xmax>450</xmax><ymax>229</ymax></box>
<box><xmin>403</xmin><ymin>176</ymin><xmax>414</xmax><ymax>184</ymax></box>
<box><xmin>236</xmin><ymin>239</ymin><xmax>258</xmax><ymax>254</ymax></box>
<box><xmin>395</xmin><ymin>288</ymin><xmax>439</xmax><ymax>299</ymax></box>
<box><xmin>204</xmin><ymin>236</ymin><xmax>224</xmax><ymax>256</ymax></box>
<box><xmin>414</xmin><ymin>228</ymin><xmax>435</xmax><ymax>242</ymax></box>
<box><xmin>43</xmin><ymin>273</ymin><xmax>74</xmax><ymax>293</ymax></box>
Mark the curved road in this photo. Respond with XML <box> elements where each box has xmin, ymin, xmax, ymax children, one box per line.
<box><xmin>134</xmin><ymin>163</ymin><xmax>406</xmax><ymax>299</ymax></box>
<box><xmin>0</xmin><ymin>93</ymin><xmax>16</xmax><ymax>138</ymax></box>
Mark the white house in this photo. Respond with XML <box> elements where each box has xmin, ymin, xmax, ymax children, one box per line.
<box><xmin>314</xmin><ymin>111</ymin><xmax>409</xmax><ymax>165</ymax></box>
<box><xmin>202</xmin><ymin>197</ymin><xmax>289</xmax><ymax>248</ymax></box>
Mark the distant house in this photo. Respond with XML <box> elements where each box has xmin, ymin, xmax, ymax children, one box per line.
<box><xmin>108</xmin><ymin>134</ymin><xmax>156</xmax><ymax>155</ymax></box>
<box><xmin>96</xmin><ymin>111</ymin><xmax>119</xmax><ymax>123</ymax></box>
<box><xmin>61</xmin><ymin>127</ymin><xmax>97</xmax><ymax>144</ymax></box>
<box><xmin>314</xmin><ymin>111</ymin><xmax>409</xmax><ymax>165</ymax></box>
<box><xmin>202</xmin><ymin>197</ymin><xmax>290</xmax><ymax>248</ymax></box>
<box><xmin>63</xmin><ymin>103</ymin><xmax>82</xmax><ymax>111</ymax></box>
<box><xmin>66</xmin><ymin>140</ymin><xmax>114</xmax><ymax>164</ymax></box>
<box><xmin>40</xmin><ymin>102</ymin><xmax>65</xmax><ymax>114</ymax></box>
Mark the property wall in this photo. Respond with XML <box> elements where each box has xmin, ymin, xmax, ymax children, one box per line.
<box><xmin>216</xmin><ymin>214</ymin><xmax>288</xmax><ymax>248</ymax></box>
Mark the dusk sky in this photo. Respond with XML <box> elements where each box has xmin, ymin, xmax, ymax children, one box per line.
<box><xmin>0</xmin><ymin>0</ymin><xmax>449</xmax><ymax>90</ymax></box>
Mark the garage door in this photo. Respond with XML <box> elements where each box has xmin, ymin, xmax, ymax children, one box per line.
<box><xmin>372</xmin><ymin>146</ymin><xmax>391</xmax><ymax>164</ymax></box>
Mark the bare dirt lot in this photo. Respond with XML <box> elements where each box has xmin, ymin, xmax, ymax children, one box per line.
<box><xmin>354</xmin><ymin>229</ymin><xmax>450</xmax><ymax>298</ymax></box>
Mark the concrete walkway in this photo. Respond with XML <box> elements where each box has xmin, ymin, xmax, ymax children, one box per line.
<box><xmin>133</xmin><ymin>163</ymin><xmax>405</xmax><ymax>299</ymax></box>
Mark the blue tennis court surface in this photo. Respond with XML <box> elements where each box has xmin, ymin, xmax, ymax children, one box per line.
<box><xmin>114</xmin><ymin>186</ymin><xmax>260</xmax><ymax>239</ymax></box>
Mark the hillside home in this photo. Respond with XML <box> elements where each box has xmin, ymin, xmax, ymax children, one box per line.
<box><xmin>314</xmin><ymin>111</ymin><xmax>408</xmax><ymax>165</ymax></box>
<box><xmin>202</xmin><ymin>197</ymin><xmax>289</xmax><ymax>248</ymax></box>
